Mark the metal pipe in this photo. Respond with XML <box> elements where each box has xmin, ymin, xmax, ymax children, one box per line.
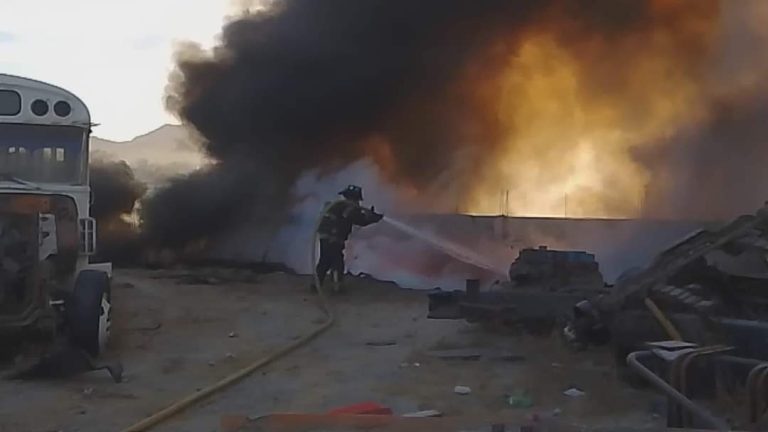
<box><xmin>627</xmin><ymin>351</ymin><xmax>730</xmax><ymax>431</ymax></box>
<box><xmin>644</xmin><ymin>297</ymin><xmax>682</xmax><ymax>341</ymax></box>
<box><xmin>758</xmin><ymin>368</ymin><xmax>768</xmax><ymax>424</ymax></box>
<box><xmin>712</xmin><ymin>356</ymin><xmax>768</xmax><ymax>426</ymax></box>
<box><xmin>747</xmin><ymin>364</ymin><xmax>768</xmax><ymax>424</ymax></box>
<box><xmin>678</xmin><ymin>346</ymin><xmax>732</xmax><ymax>427</ymax></box>
<box><xmin>716</xmin><ymin>355</ymin><xmax>766</xmax><ymax>368</ymax></box>
<box><xmin>747</xmin><ymin>364</ymin><xmax>768</xmax><ymax>423</ymax></box>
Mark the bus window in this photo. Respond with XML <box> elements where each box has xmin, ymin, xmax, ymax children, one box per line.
<box><xmin>0</xmin><ymin>124</ymin><xmax>85</xmax><ymax>184</ymax></box>
<box><xmin>0</xmin><ymin>90</ymin><xmax>21</xmax><ymax>116</ymax></box>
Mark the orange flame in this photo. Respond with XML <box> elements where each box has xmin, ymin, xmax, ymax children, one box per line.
<box><xmin>464</xmin><ymin>1</ymin><xmax>721</xmax><ymax>218</ymax></box>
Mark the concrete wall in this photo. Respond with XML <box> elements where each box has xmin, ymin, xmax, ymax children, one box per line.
<box><xmin>350</xmin><ymin>215</ymin><xmax>718</xmax><ymax>284</ymax></box>
<box><xmin>214</xmin><ymin>211</ymin><xmax>719</xmax><ymax>289</ymax></box>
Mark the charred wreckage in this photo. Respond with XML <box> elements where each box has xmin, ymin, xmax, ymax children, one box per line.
<box><xmin>428</xmin><ymin>203</ymin><xmax>768</xmax><ymax>429</ymax></box>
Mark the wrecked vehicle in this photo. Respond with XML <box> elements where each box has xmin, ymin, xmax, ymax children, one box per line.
<box><xmin>566</xmin><ymin>203</ymin><xmax>768</xmax><ymax>362</ymax></box>
<box><xmin>427</xmin><ymin>246</ymin><xmax>607</xmax><ymax>332</ymax></box>
<box><xmin>0</xmin><ymin>74</ymin><xmax>114</xmax><ymax>372</ymax></box>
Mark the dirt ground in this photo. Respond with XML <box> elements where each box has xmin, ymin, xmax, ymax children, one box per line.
<box><xmin>0</xmin><ymin>268</ymin><xmax>662</xmax><ymax>432</ymax></box>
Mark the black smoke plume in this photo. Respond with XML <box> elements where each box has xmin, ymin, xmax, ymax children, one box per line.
<box><xmin>146</xmin><ymin>0</ymin><xmax>728</xmax><ymax>250</ymax></box>
<box><xmin>89</xmin><ymin>159</ymin><xmax>147</xmax><ymax>263</ymax></box>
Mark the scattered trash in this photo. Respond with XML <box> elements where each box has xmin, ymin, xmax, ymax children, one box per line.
<box><xmin>225</xmin><ymin>352</ymin><xmax>236</xmax><ymax>359</ymax></box>
<box><xmin>454</xmin><ymin>385</ymin><xmax>472</xmax><ymax>395</ymax></box>
<box><xmin>413</xmin><ymin>362</ymin><xmax>421</xmax><ymax>367</ymax></box>
<box><xmin>402</xmin><ymin>409</ymin><xmax>442</xmax><ymax>418</ymax></box>
<box><xmin>82</xmin><ymin>387</ymin><xmax>94</xmax><ymax>396</ymax></box>
<box><xmin>506</xmin><ymin>390</ymin><xmax>534</xmax><ymax>408</ymax></box>
<box><xmin>208</xmin><ymin>361</ymin><xmax>216</xmax><ymax>367</ymax></box>
<box><xmin>365</xmin><ymin>340</ymin><xmax>397</xmax><ymax>347</ymax></box>
<box><xmin>552</xmin><ymin>408</ymin><xmax>562</xmax><ymax>417</ymax></box>
<box><xmin>228</xmin><ymin>331</ymin><xmax>238</xmax><ymax>338</ymax></box>
<box><xmin>563</xmin><ymin>387</ymin><xmax>586</xmax><ymax>397</ymax></box>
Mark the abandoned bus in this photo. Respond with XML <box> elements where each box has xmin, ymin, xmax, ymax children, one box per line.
<box><xmin>0</xmin><ymin>74</ymin><xmax>111</xmax><ymax>358</ymax></box>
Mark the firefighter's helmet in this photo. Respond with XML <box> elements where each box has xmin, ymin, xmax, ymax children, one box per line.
<box><xmin>339</xmin><ymin>185</ymin><xmax>363</xmax><ymax>201</ymax></box>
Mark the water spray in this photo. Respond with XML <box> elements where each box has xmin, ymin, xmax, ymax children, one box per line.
<box><xmin>381</xmin><ymin>216</ymin><xmax>507</xmax><ymax>276</ymax></box>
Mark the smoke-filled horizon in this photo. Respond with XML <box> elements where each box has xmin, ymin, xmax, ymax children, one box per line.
<box><xmin>89</xmin><ymin>157</ymin><xmax>147</xmax><ymax>263</ymax></box>
<box><xmin>133</xmin><ymin>0</ymin><xmax>767</xmax><ymax>257</ymax></box>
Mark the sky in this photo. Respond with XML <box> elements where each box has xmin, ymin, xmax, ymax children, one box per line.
<box><xmin>0</xmin><ymin>0</ymin><xmax>232</xmax><ymax>141</ymax></box>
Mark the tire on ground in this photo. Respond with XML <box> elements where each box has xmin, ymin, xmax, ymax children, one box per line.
<box><xmin>67</xmin><ymin>270</ymin><xmax>111</xmax><ymax>357</ymax></box>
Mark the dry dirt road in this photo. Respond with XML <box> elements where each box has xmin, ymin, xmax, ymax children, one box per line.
<box><xmin>0</xmin><ymin>268</ymin><xmax>661</xmax><ymax>432</ymax></box>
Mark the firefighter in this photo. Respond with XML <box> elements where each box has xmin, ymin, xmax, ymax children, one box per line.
<box><xmin>313</xmin><ymin>185</ymin><xmax>383</xmax><ymax>291</ymax></box>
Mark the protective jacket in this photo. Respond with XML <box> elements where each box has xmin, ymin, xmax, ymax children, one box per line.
<box><xmin>317</xmin><ymin>199</ymin><xmax>382</xmax><ymax>243</ymax></box>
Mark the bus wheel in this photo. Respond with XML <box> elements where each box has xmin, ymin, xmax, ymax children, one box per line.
<box><xmin>67</xmin><ymin>270</ymin><xmax>111</xmax><ymax>357</ymax></box>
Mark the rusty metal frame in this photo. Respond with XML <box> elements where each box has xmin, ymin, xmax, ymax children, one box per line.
<box><xmin>627</xmin><ymin>350</ymin><xmax>729</xmax><ymax>431</ymax></box>
<box><xmin>670</xmin><ymin>346</ymin><xmax>733</xmax><ymax>427</ymax></box>
<box><xmin>630</xmin><ymin>348</ymin><xmax>768</xmax><ymax>431</ymax></box>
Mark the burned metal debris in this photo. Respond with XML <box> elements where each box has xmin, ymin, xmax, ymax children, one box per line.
<box><xmin>627</xmin><ymin>341</ymin><xmax>768</xmax><ymax>430</ymax></box>
<box><xmin>428</xmin><ymin>246</ymin><xmax>607</xmax><ymax>333</ymax></box>
<box><xmin>567</xmin><ymin>203</ymin><xmax>768</xmax><ymax>361</ymax></box>
<box><xmin>508</xmin><ymin>246</ymin><xmax>605</xmax><ymax>291</ymax></box>
<box><xmin>427</xmin><ymin>204</ymin><xmax>768</xmax><ymax>430</ymax></box>
<box><xmin>428</xmin><ymin>204</ymin><xmax>768</xmax><ymax>358</ymax></box>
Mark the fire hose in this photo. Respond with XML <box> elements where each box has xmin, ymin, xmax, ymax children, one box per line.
<box><xmin>119</xmin><ymin>214</ymin><xmax>335</xmax><ymax>432</ymax></box>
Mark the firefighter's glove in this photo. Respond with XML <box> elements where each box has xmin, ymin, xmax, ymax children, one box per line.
<box><xmin>371</xmin><ymin>208</ymin><xmax>384</xmax><ymax>223</ymax></box>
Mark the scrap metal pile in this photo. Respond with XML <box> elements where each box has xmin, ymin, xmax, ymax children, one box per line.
<box><xmin>568</xmin><ymin>203</ymin><xmax>768</xmax><ymax>360</ymax></box>
<box><xmin>569</xmin><ymin>203</ymin><xmax>768</xmax><ymax>429</ymax></box>
<box><xmin>428</xmin><ymin>203</ymin><xmax>768</xmax><ymax>430</ymax></box>
<box><xmin>428</xmin><ymin>203</ymin><xmax>768</xmax><ymax>355</ymax></box>
<box><xmin>427</xmin><ymin>246</ymin><xmax>608</xmax><ymax>333</ymax></box>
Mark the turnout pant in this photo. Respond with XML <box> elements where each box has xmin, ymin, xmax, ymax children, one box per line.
<box><xmin>316</xmin><ymin>239</ymin><xmax>345</xmax><ymax>286</ymax></box>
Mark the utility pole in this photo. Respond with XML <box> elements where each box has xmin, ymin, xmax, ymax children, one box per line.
<box><xmin>505</xmin><ymin>189</ymin><xmax>510</xmax><ymax>216</ymax></box>
<box><xmin>642</xmin><ymin>184</ymin><xmax>649</xmax><ymax>218</ymax></box>
<box><xmin>498</xmin><ymin>189</ymin><xmax>506</xmax><ymax>216</ymax></box>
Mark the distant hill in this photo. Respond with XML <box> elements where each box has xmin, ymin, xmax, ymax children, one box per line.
<box><xmin>91</xmin><ymin>124</ymin><xmax>208</xmax><ymax>188</ymax></box>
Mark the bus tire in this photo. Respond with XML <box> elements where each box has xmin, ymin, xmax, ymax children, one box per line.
<box><xmin>67</xmin><ymin>270</ymin><xmax>111</xmax><ymax>357</ymax></box>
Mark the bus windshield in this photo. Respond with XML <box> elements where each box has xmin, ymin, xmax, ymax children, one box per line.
<box><xmin>0</xmin><ymin>123</ymin><xmax>86</xmax><ymax>185</ymax></box>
